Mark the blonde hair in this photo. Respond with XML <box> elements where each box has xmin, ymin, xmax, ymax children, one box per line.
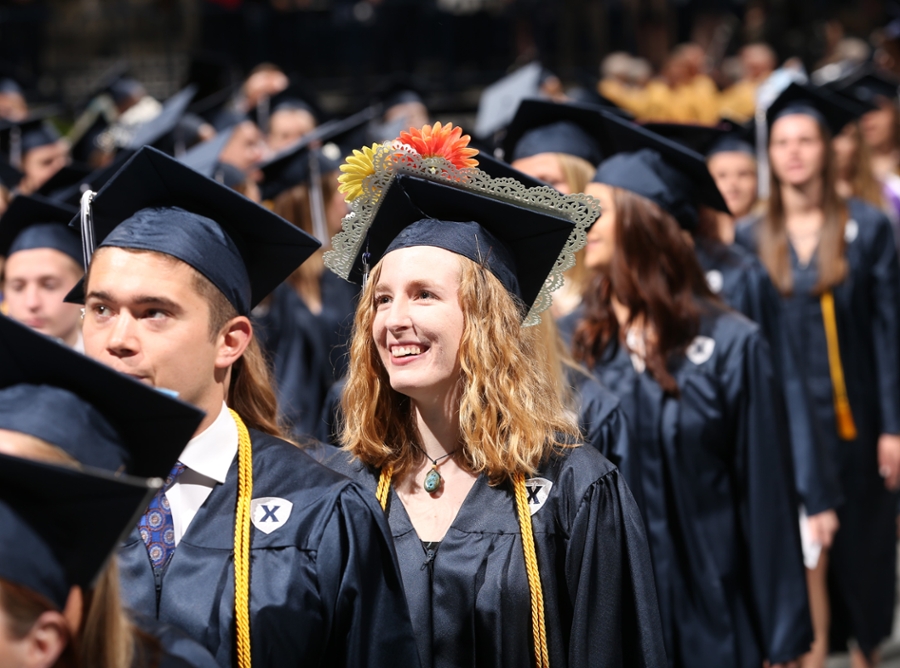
<box><xmin>340</xmin><ymin>254</ymin><xmax>579</xmax><ymax>485</ymax></box>
<box><xmin>844</xmin><ymin>122</ymin><xmax>886</xmax><ymax>209</ymax></box>
<box><xmin>555</xmin><ymin>153</ymin><xmax>597</xmax><ymax>302</ymax></box>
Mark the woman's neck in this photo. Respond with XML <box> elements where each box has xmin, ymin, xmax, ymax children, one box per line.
<box><xmin>781</xmin><ymin>177</ymin><xmax>824</xmax><ymax>218</ymax></box>
<box><xmin>870</xmin><ymin>148</ymin><xmax>900</xmax><ymax>181</ymax></box>
<box><xmin>412</xmin><ymin>393</ymin><xmax>462</xmax><ymax>461</ymax></box>
<box><xmin>716</xmin><ymin>212</ymin><xmax>736</xmax><ymax>244</ymax></box>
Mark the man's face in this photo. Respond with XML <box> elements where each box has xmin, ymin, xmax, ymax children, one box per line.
<box><xmin>4</xmin><ymin>248</ymin><xmax>84</xmax><ymax>347</ymax></box>
<box><xmin>81</xmin><ymin>248</ymin><xmax>222</xmax><ymax>411</ymax></box>
<box><xmin>219</xmin><ymin>121</ymin><xmax>267</xmax><ymax>173</ymax></box>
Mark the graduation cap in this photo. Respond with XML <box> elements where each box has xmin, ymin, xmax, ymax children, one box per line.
<box><xmin>0</xmin><ymin>454</ymin><xmax>158</xmax><ymax>609</ymax></box>
<box><xmin>41</xmin><ymin>150</ymin><xmax>135</xmax><ymax>206</ymax></box>
<box><xmin>591</xmin><ymin>110</ymin><xmax>730</xmax><ymax>228</ymax></box>
<box><xmin>0</xmin><ymin>314</ymin><xmax>205</xmax><ymax>476</ymax></box>
<box><xmin>177</xmin><ymin>127</ymin><xmax>235</xmax><ymax>177</ymax></box>
<box><xmin>475</xmin><ymin>152</ymin><xmax>550</xmax><ymax>189</ymax></box>
<box><xmin>337</xmin><ymin>173</ymin><xmax>577</xmax><ymax>314</ymax></box>
<box><xmin>0</xmin><ymin>195</ymin><xmax>80</xmax><ymax>265</ymax></box>
<box><xmin>500</xmin><ymin>99</ymin><xmax>606</xmax><ymax>166</ymax></box>
<box><xmin>35</xmin><ymin>162</ymin><xmax>93</xmax><ymax>200</ymax></box>
<box><xmin>828</xmin><ymin>64</ymin><xmax>900</xmax><ymax>105</ymax></box>
<box><xmin>0</xmin><ymin>78</ymin><xmax>23</xmax><ymax>96</ymax></box>
<box><xmin>640</xmin><ymin>122</ymin><xmax>733</xmax><ymax>156</ymax></box>
<box><xmin>123</xmin><ymin>85</ymin><xmax>197</xmax><ymax>153</ymax></box>
<box><xmin>76</xmin><ymin>62</ymin><xmax>138</xmax><ymax>111</ymax></box>
<box><xmin>474</xmin><ymin>62</ymin><xmax>543</xmax><ymax>139</ymax></box>
<box><xmin>0</xmin><ymin>113</ymin><xmax>61</xmax><ymax>168</ymax></box>
<box><xmin>766</xmin><ymin>82</ymin><xmax>874</xmax><ymax>136</ymax></box>
<box><xmin>69</xmin><ymin>146</ymin><xmax>321</xmax><ymax>315</ymax></box>
<box><xmin>374</xmin><ymin>75</ymin><xmax>428</xmax><ymax>112</ymax></box>
<box><xmin>325</xmin><ymin>127</ymin><xmax>601</xmax><ymax>326</ymax></box>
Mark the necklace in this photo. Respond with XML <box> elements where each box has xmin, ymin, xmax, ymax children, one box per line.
<box><xmin>417</xmin><ymin>445</ymin><xmax>460</xmax><ymax>493</ymax></box>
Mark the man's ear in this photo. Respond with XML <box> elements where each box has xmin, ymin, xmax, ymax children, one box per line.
<box><xmin>214</xmin><ymin>316</ymin><xmax>253</xmax><ymax>371</ymax></box>
<box><xmin>22</xmin><ymin>610</ymin><xmax>71</xmax><ymax>668</ymax></box>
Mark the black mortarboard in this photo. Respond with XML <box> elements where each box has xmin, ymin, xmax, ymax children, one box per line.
<box><xmin>177</xmin><ymin>127</ymin><xmax>235</xmax><ymax>177</ymax></box>
<box><xmin>501</xmin><ymin>99</ymin><xmax>606</xmax><ymax>166</ymax></box>
<box><xmin>0</xmin><ymin>78</ymin><xmax>23</xmax><ymax>96</ymax></box>
<box><xmin>338</xmin><ymin>173</ymin><xmax>576</xmax><ymax>312</ymax></box>
<box><xmin>0</xmin><ymin>314</ymin><xmax>204</xmax><ymax>476</ymax></box>
<box><xmin>766</xmin><ymin>82</ymin><xmax>873</xmax><ymax>136</ymax></box>
<box><xmin>829</xmin><ymin>64</ymin><xmax>900</xmax><ymax>105</ymax></box>
<box><xmin>591</xmin><ymin>111</ymin><xmax>729</xmax><ymax>228</ymax></box>
<box><xmin>124</xmin><ymin>85</ymin><xmax>197</xmax><ymax>152</ymax></box>
<box><xmin>0</xmin><ymin>114</ymin><xmax>61</xmax><ymax>167</ymax></box>
<box><xmin>259</xmin><ymin>107</ymin><xmax>377</xmax><ymax>200</ymax></box>
<box><xmin>0</xmin><ymin>454</ymin><xmax>157</xmax><ymax>609</ymax></box>
<box><xmin>42</xmin><ymin>150</ymin><xmax>135</xmax><ymax>206</ymax></box>
<box><xmin>475</xmin><ymin>152</ymin><xmax>549</xmax><ymax>189</ymax></box>
<box><xmin>36</xmin><ymin>162</ymin><xmax>93</xmax><ymax>199</ymax></box>
<box><xmin>69</xmin><ymin>146</ymin><xmax>320</xmax><ymax>314</ymax></box>
<box><xmin>0</xmin><ymin>195</ymin><xmax>80</xmax><ymax>265</ymax></box>
<box><xmin>375</xmin><ymin>75</ymin><xmax>427</xmax><ymax>112</ymax></box>
<box><xmin>641</xmin><ymin>122</ymin><xmax>732</xmax><ymax>156</ymax></box>
<box><xmin>474</xmin><ymin>62</ymin><xmax>543</xmax><ymax>139</ymax></box>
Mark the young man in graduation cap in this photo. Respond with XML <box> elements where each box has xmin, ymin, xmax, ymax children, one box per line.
<box><xmin>71</xmin><ymin>145</ymin><xmax>420</xmax><ymax>667</ymax></box>
<box><xmin>0</xmin><ymin>195</ymin><xmax>83</xmax><ymax>349</ymax></box>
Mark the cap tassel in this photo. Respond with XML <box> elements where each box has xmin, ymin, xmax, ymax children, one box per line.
<box><xmin>308</xmin><ymin>152</ymin><xmax>330</xmax><ymax>246</ymax></box>
<box><xmin>79</xmin><ymin>190</ymin><xmax>97</xmax><ymax>268</ymax></box>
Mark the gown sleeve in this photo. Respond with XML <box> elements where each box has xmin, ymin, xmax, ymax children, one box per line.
<box><xmin>563</xmin><ymin>466</ymin><xmax>668</xmax><ymax>667</ymax></box>
<box><xmin>314</xmin><ymin>483</ymin><xmax>422</xmax><ymax>668</ymax></box>
<box><xmin>729</xmin><ymin>330</ymin><xmax>813</xmax><ymax>664</ymax></box>
<box><xmin>866</xmin><ymin>211</ymin><xmax>900</xmax><ymax>435</ymax></box>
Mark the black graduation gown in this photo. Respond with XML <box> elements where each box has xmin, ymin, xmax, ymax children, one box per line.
<box><xmin>254</xmin><ymin>280</ymin><xmax>349</xmax><ymax>441</ymax></box>
<box><xmin>118</xmin><ymin>430</ymin><xmax>421</xmax><ymax>668</ymax></box>
<box><xmin>736</xmin><ymin>199</ymin><xmax>900</xmax><ymax>653</ymax></box>
<box><xmin>132</xmin><ymin>613</ymin><xmax>219</xmax><ymax>668</ymax></box>
<box><xmin>327</xmin><ymin>445</ymin><xmax>667</xmax><ymax>668</ymax></box>
<box><xmin>585</xmin><ymin>305</ymin><xmax>812</xmax><ymax>667</ymax></box>
<box><xmin>694</xmin><ymin>237</ymin><xmax>842</xmax><ymax>515</ymax></box>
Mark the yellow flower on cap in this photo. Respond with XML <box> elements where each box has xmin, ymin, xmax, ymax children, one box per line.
<box><xmin>338</xmin><ymin>144</ymin><xmax>379</xmax><ymax>202</ymax></box>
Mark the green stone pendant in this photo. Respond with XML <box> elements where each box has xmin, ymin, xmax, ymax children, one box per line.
<box><xmin>424</xmin><ymin>467</ymin><xmax>442</xmax><ymax>493</ymax></box>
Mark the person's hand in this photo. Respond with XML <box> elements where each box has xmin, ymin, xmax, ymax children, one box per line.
<box><xmin>878</xmin><ymin>433</ymin><xmax>900</xmax><ymax>491</ymax></box>
<box><xmin>806</xmin><ymin>509</ymin><xmax>839</xmax><ymax>550</ymax></box>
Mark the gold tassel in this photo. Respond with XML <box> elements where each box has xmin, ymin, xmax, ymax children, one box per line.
<box><xmin>229</xmin><ymin>410</ymin><xmax>254</xmax><ymax>668</ymax></box>
<box><xmin>374</xmin><ymin>467</ymin><xmax>551</xmax><ymax>668</ymax></box>
<box><xmin>820</xmin><ymin>292</ymin><xmax>858</xmax><ymax>441</ymax></box>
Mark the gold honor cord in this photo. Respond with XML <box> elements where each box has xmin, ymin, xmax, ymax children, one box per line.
<box><xmin>375</xmin><ymin>467</ymin><xmax>550</xmax><ymax>668</ymax></box>
<box><xmin>820</xmin><ymin>292</ymin><xmax>858</xmax><ymax>441</ymax></box>
<box><xmin>229</xmin><ymin>409</ymin><xmax>254</xmax><ymax>668</ymax></box>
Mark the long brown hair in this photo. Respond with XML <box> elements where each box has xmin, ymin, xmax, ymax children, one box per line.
<box><xmin>843</xmin><ymin>121</ymin><xmax>886</xmax><ymax>208</ymax></box>
<box><xmin>760</xmin><ymin>116</ymin><xmax>849</xmax><ymax>295</ymax></box>
<box><xmin>190</xmin><ymin>269</ymin><xmax>285</xmax><ymax>439</ymax></box>
<box><xmin>556</xmin><ymin>153</ymin><xmax>597</xmax><ymax>302</ymax></box>
<box><xmin>271</xmin><ymin>176</ymin><xmax>338</xmax><ymax>311</ymax></box>
<box><xmin>340</xmin><ymin>254</ymin><xmax>579</xmax><ymax>484</ymax></box>
<box><xmin>572</xmin><ymin>187</ymin><xmax>712</xmax><ymax>395</ymax></box>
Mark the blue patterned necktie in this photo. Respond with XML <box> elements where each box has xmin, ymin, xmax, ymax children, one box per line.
<box><xmin>139</xmin><ymin>462</ymin><xmax>185</xmax><ymax>570</ymax></box>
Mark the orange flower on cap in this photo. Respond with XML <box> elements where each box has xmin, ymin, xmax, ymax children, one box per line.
<box><xmin>398</xmin><ymin>122</ymin><xmax>479</xmax><ymax>170</ymax></box>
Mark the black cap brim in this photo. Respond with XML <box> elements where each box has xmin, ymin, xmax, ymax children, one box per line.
<box><xmin>766</xmin><ymin>82</ymin><xmax>874</xmax><ymax>136</ymax></box>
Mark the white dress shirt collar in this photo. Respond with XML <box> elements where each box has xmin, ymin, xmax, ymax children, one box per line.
<box><xmin>178</xmin><ymin>402</ymin><xmax>238</xmax><ymax>484</ymax></box>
